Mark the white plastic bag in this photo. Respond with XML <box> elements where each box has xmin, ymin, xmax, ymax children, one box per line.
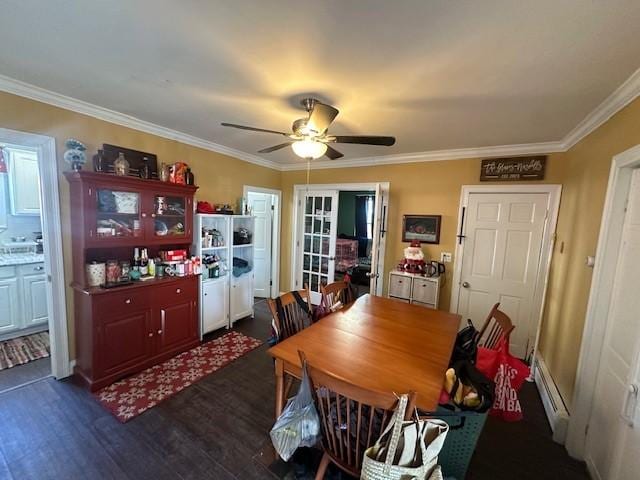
<box><xmin>270</xmin><ymin>363</ymin><xmax>320</xmax><ymax>461</ymax></box>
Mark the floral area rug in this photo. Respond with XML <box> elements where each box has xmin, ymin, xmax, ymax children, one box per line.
<box><xmin>94</xmin><ymin>331</ymin><xmax>262</xmax><ymax>422</ymax></box>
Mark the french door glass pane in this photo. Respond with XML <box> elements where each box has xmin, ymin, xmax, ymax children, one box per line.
<box><xmin>302</xmin><ymin>194</ymin><xmax>335</xmax><ymax>295</ymax></box>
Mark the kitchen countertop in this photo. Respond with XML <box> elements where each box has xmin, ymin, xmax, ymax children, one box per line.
<box><xmin>0</xmin><ymin>253</ymin><xmax>45</xmax><ymax>267</ymax></box>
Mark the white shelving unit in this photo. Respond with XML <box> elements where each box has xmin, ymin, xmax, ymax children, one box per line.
<box><xmin>192</xmin><ymin>214</ymin><xmax>255</xmax><ymax>337</ymax></box>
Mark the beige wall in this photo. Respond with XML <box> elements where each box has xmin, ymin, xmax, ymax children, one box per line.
<box><xmin>4</xmin><ymin>87</ymin><xmax>640</xmax><ymax>409</ymax></box>
<box><xmin>0</xmin><ymin>91</ymin><xmax>281</xmax><ymax>358</ymax></box>
<box><xmin>279</xmin><ymin>156</ymin><xmax>567</xmax><ymax>311</ymax></box>
<box><xmin>538</xmin><ymin>97</ymin><xmax>640</xmax><ymax>408</ymax></box>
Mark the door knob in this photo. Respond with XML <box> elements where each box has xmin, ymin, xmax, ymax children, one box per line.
<box><xmin>462</xmin><ymin>281</ymin><xmax>470</xmax><ymax>288</ymax></box>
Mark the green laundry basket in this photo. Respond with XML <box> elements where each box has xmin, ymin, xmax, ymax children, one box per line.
<box><xmin>431</xmin><ymin>407</ymin><xmax>489</xmax><ymax>480</ymax></box>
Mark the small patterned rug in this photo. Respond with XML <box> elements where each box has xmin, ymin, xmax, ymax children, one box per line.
<box><xmin>94</xmin><ymin>331</ymin><xmax>262</xmax><ymax>422</ymax></box>
<box><xmin>0</xmin><ymin>332</ymin><xmax>50</xmax><ymax>370</ymax></box>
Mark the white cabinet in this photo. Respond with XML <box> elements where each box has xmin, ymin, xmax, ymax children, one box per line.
<box><xmin>0</xmin><ymin>173</ymin><xmax>8</xmax><ymax>229</ymax></box>
<box><xmin>388</xmin><ymin>271</ymin><xmax>441</xmax><ymax>309</ymax></box>
<box><xmin>231</xmin><ymin>273</ymin><xmax>254</xmax><ymax>323</ymax></box>
<box><xmin>0</xmin><ymin>263</ymin><xmax>48</xmax><ymax>339</ymax></box>
<box><xmin>0</xmin><ymin>277</ymin><xmax>20</xmax><ymax>334</ymax></box>
<box><xmin>202</xmin><ymin>278</ymin><xmax>229</xmax><ymax>334</ymax></box>
<box><xmin>7</xmin><ymin>148</ymin><xmax>41</xmax><ymax>215</ymax></box>
<box><xmin>22</xmin><ymin>273</ymin><xmax>48</xmax><ymax>326</ymax></box>
<box><xmin>193</xmin><ymin>214</ymin><xmax>255</xmax><ymax>335</ymax></box>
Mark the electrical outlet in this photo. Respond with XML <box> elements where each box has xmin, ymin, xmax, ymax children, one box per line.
<box><xmin>441</xmin><ymin>252</ymin><xmax>452</xmax><ymax>263</ymax></box>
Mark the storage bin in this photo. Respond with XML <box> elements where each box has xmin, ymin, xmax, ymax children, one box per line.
<box><xmin>427</xmin><ymin>407</ymin><xmax>489</xmax><ymax>480</ymax></box>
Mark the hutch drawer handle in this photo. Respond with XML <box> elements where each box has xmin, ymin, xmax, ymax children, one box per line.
<box><xmin>34</xmin><ymin>266</ymin><xmax>44</xmax><ymax>271</ymax></box>
<box><xmin>148</xmin><ymin>332</ymin><xmax>154</xmax><ymax>337</ymax></box>
<box><xmin>151</xmin><ymin>213</ymin><xmax>157</xmax><ymax>218</ymax></box>
<box><xmin>157</xmin><ymin>330</ymin><xmax>162</xmax><ymax>335</ymax></box>
<box><xmin>141</xmin><ymin>213</ymin><xmax>147</xmax><ymax>218</ymax></box>
<box><xmin>176</xmin><ymin>288</ymin><xmax>181</xmax><ymax>294</ymax></box>
<box><xmin>125</xmin><ymin>299</ymin><xmax>131</xmax><ymax>304</ymax></box>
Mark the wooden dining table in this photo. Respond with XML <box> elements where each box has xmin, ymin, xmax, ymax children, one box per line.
<box><xmin>267</xmin><ymin>294</ymin><xmax>461</xmax><ymax>416</ymax></box>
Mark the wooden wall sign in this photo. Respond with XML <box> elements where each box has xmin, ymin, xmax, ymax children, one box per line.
<box><xmin>480</xmin><ymin>155</ymin><xmax>547</xmax><ymax>181</ymax></box>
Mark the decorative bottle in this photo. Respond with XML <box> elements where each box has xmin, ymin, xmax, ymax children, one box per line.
<box><xmin>159</xmin><ymin>162</ymin><xmax>170</xmax><ymax>182</ymax></box>
<box><xmin>185</xmin><ymin>167</ymin><xmax>195</xmax><ymax>186</ymax></box>
<box><xmin>139</xmin><ymin>156</ymin><xmax>151</xmax><ymax>179</ymax></box>
<box><xmin>113</xmin><ymin>152</ymin><xmax>130</xmax><ymax>176</ymax></box>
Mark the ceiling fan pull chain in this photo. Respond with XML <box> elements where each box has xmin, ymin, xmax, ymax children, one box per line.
<box><xmin>306</xmin><ymin>159</ymin><xmax>311</xmax><ymax>185</ymax></box>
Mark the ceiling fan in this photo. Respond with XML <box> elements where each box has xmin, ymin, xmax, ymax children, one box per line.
<box><xmin>221</xmin><ymin>98</ymin><xmax>395</xmax><ymax>160</ymax></box>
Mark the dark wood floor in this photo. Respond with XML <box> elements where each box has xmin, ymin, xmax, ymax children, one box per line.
<box><xmin>0</xmin><ymin>357</ymin><xmax>50</xmax><ymax>393</ymax></box>
<box><xmin>0</xmin><ymin>300</ymin><xmax>588</xmax><ymax>480</ymax></box>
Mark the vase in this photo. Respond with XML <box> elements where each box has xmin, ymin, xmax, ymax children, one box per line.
<box><xmin>159</xmin><ymin>162</ymin><xmax>170</xmax><ymax>182</ymax></box>
<box><xmin>113</xmin><ymin>152</ymin><xmax>130</xmax><ymax>176</ymax></box>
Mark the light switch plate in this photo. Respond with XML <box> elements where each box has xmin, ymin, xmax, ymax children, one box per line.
<box><xmin>441</xmin><ymin>252</ymin><xmax>452</xmax><ymax>263</ymax></box>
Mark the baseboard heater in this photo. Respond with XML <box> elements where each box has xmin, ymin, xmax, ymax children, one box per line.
<box><xmin>534</xmin><ymin>354</ymin><xmax>570</xmax><ymax>444</ymax></box>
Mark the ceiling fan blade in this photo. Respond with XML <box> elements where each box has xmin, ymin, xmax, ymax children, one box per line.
<box><xmin>332</xmin><ymin>135</ymin><xmax>396</xmax><ymax>146</ymax></box>
<box><xmin>324</xmin><ymin>145</ymin><xmax>344</xmax><ymax>160</ymax></box>
<box><xmin>258</xmin><ymin>142</ymin><xmax>293</xmax><ymax>153</ymax></box>
<box><xmin>307</xmin><ymin>102</ymin><xmax>339</xmax><ymax>135</ymax></box>
<box><xmin>221</xmin><ymin>122</ymin><xmax>288</xmax><ymax>136</ymax></box>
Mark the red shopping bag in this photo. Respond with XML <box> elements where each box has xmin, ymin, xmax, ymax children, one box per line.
<box><xmin>476</xmin><ymin>338</ymin><xmax>530</xmax><ymax>421</ymax></box>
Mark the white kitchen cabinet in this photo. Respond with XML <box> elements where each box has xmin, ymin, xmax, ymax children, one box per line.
<box><xmin>230</xmin><ymin>273</ymin><xmax>254</xmax><ymax>323</ymax></box>
<box><xmin>388</xmin><ymin>271</ymin><xmax>441</xmax><ymax>309</ymax></box>
<box><xmin>21</xmin><ymin>273</ymin><xmax>48</xmax><ymax>327</ymax></box>
<box><xmin>7</xmin><ymin>148</ymin><xmax>41</xmax><ymax>215</ymax></box>
<box><xmin>192</xmin><ymin>214</ymin><xmax>255</xmax><ymax>334</ymax></box>
<box><xmin>201</xmin><ymin>278</ymin><xmax>229</xmax><ymax>335</ymax></box>
<box><xmin>0</xmin><ymin>277</ymin><xmax>20</xmax><ymax>334</ymax></box>
<box><xmin>0</xmin><ymin>263</ymin><xmax>48</xmax><ymax>339</ymax></box>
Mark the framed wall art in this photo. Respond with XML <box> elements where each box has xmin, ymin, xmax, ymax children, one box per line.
<box><xmin>402</xmin><ymin>214</ymin><xmax>441</xmax><ymax>244</ymax></box>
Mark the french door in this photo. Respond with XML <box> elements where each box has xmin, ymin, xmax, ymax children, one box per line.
<box><xmin>296</xmin><ymin>190</ymin><xmax>339</xmax><ymax>304</ymax></box>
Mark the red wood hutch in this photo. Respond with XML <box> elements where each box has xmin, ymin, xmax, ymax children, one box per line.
<box><xmin>65</xmin><ymin>171</ymin><xmax>200</xmax><ymax>391</ymax></box>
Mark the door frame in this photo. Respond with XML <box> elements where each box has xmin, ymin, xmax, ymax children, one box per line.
<box><xmin>450</xmin><ymin>184</ymin><xmax>562</xmax><ymax>363</ymax></box>
<box><xmin>0</xmin><ymin>127</ymin><xmax>70</xmax><ymax>379</ymax></box>
<box><xmin>243</xmin><ymin>185</ymin><xmax>281</xmax><ymax>298</ymax></box>
<box><xmin>566</xmin><ymin>144</ymin><xmax>640</xmax><ymax>460</ymax></box>
<box><xmin>291</xmin><ymin>182</ymin><xmax>390</xmax><ymax>297</ymax></box>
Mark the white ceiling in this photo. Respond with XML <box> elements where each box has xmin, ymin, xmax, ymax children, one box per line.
<box><xmin>1</xmin><ymin>0</ymin><xmax>640</xmax><ymax>166</ymax></box>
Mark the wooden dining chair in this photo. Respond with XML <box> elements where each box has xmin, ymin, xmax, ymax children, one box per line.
<box><xmin>268</xmin><ymin>288</ymin><xmax>313</xmax><ymax>398</ymax></box>
<box><xmin>267</xmin><ymin>287</ymin><xmax>314</xmax><ymax>341</ymax></box>
<box><xmin>476</xmin><ymin>302</ymin><xmax>515</xmax><ymax>349</ymax></box>
<box><xmin>300</xmin><ymin>351</ymin><xmax>417</xmax><ymax>480</ymax></box>
<box><xmin>320</xmin><ymin>281</ymin><xmax>354</xmax><ymax>311</ymax></box>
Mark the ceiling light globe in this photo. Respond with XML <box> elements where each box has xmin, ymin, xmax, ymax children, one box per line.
<box><xmin>292</xmin><ymin>139</ymin><xmax>327</xmax><ymax>159</ymax></box>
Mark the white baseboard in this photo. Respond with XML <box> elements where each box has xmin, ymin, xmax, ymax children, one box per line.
<box><xmin>68</xmin><ymin>359</ymin><xmax>76</xmax><ymax>373</ymax></box>
<box><xmin>534</xmin><ymin>354</ymin><xmax>570</xmax><ymax>444</ymax></box>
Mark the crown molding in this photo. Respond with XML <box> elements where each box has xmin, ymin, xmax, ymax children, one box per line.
<box><xmin>0</xmin><ymin>74</ymin><xmax>281</xmax><ymax>171</ymax></box>
<box><xmin>562</xmin><ymin>66</ymin><xmax>640</xmax><ymax>150</ymax></box>
<box><xmin>1</xmin><ymin>66</ymin><xmax>640</xmax><ymax>173</ymax></box>
<box><xmin>280</xmin><ymin>141</ymin><xmax>565</xmax><ymax>171</ymax></box>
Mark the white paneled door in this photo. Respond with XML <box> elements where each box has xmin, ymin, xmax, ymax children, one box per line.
<box><xmin>586</xmin><ymin>169</ymin><xmax>640</xmax><ymax>480</ymax></box>
<box><xmin>297</xmin><ymin>190</ymin><xmax>339</xmax><ymax>305</ymax></box>
<box><xmin>456</xmin><ymin>192</ymin><xmax>549</xmax><ymax>358</ymax></box>
<box><xmin>247</xmin><ymin>191</ymin><xmax>273</xmax><ymax>298</ymax></box>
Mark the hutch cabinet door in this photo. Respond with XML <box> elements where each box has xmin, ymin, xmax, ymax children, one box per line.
<box><xmin>96</xmin><ymin>310</ymin><xmax>153</xmax><ymax>377</ymax></box>
<box><xmin>89</xmin><ymin>184</ymin><xmax>145</xmax><ymax>246</ymax></box>
<box><xmin>156</xmin><ymin>300</ymin><xmax>197</xmax><ymax>354</ymax></box>
<box><xmin>147</xmin><ymin>193</ymin><xmax>193</xmax><ymax>242</ymax></box>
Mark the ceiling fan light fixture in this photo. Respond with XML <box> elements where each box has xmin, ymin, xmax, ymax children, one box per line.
<box><xmin>291</xmin><ymin>138</ymin><xmax>327</xmax><ymax>159</ymax></box>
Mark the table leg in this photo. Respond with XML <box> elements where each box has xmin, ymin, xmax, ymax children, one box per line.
<box><xmin>274</xmin><ymin>358</ymin><xmax>285</xmax><ymax>418</ymax></box>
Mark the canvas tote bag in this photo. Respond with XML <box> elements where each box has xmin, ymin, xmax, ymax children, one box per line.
<box><xmin>361</xmin><ymin>395</ymin><xmax>449</xmax><ymax>480</ymax></box>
